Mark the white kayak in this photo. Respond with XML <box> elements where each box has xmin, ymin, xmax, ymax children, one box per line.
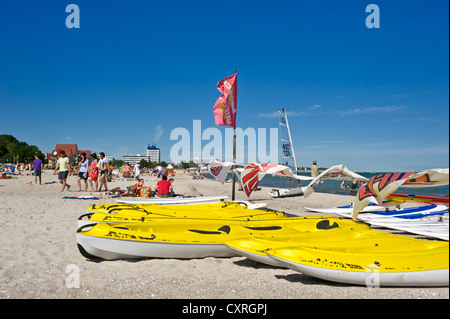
<box><xmin>115</xmin><ymin>195</ymin><xmax>230</xmax><ymax>205</ymax></box>
<box><xmin>305</xmin><ymin>204</ymin><xmax>387</xmax><ymax>214</ymax></box>
<box><xmin>335</xmin><ymin>205</ymin><xmax>448</xmax><ymax>220</ymax></box>
<box><xmin>367</xmin><ymin>218</ymin><xmax>449</xmax><ymax>241</ymax></box>
<box><xmin>339</xmin><ymin>205</ymin><xmax>449</xmax><ymax>241</ymax></box>
<box><xmin>368</xmin><ymin>218</ymin><xmax>449</xmax><ymax>228</ymax></box>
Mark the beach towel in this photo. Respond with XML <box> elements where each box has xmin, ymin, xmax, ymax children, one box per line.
<box><xmin>63</xmin><ymin>196</ymin><xmax>102</xmax><ymax>200</ymax></box>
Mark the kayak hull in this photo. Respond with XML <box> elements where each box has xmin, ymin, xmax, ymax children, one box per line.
<box><xmin>268</xmin><ymin>255</ymin><xmax>449</xmax><ymax>287</ymax></box>
<box><xmin>76</xmin><ymin>216</ymin><xmax>366</xmax><ymax>260</ymax></box>
<box><xmin>77</xmin><ymin>234</ymin><xmax>236</xmax><ymax>260</ymax></box>
<box><xmin>266</xmin><ymin>244</ymin><xmax>449</xmax><ymax>287</ymax></box>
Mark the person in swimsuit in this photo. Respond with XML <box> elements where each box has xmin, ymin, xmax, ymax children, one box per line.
<box><xmin>88</xmin><ymin>153</ymin><xmax>99</xmax><ymax>191</ymax></box>
<box><xmin>349</xmin><ymin>180</ymin><xmax>363</xmax><ymax>193</ymax></box>
<box><xmin>123</xmin><ymin>162</ymin><xmax>131</xmax><ymax>179</ymax></box>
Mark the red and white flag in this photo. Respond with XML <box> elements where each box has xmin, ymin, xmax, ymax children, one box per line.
<box><xmin>208</xmin><ymin>159</ymin><xmax>245</xmax><ymax>185</ymax></box>
<box><xmin>213</xmin><ymin>73</ymin><xmax>237</xmax><ymax>128</ymax></box>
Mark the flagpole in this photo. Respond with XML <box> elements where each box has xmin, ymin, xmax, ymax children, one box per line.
<box><xmin>231</xmin><ymin>67</ymin><xmax>237</xmax><ymax>200</ymax></box>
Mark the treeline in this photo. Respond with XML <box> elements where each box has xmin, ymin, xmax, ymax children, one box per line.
<box><xmin>112</xmin><ymin>159</ymin><xmax>169</xmax><ymax>169</ymax></box>
<box><xmin>0</xmin><ymin>134</ymin><xmax>45</xmax><ymax>164</ymax></box>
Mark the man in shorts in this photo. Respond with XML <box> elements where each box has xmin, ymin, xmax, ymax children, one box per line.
<box><xmin>54</xmin><ymin>150</ymin><xmax>71</xmax><ymax>192</ymax></box>
<box><xmin>32</xmin><ymin>154</ymin><xmax>44</xmax><ymax>185</ymax></box>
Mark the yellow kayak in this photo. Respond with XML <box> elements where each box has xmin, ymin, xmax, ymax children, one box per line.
<box><xmin>81</xmin><ymin>202</ymin><xmax>287</xmax><ymax>227</ymax></box>
<box><xmin>226</xmin><ymin>225</ymin><xmax>378</xmax><ymax>267</ymax></box>
<box><xmin>267</xmin><ymin>239</ymin><xmax>449</xmax><ymax>287</ymax></box>
<box><xmin>76</xmin><ymin>216</ymin><xmax>365</xmax><ymax>260</ymax></box>
<box><xmin>78</xmin><ymin>208</ymin><xmax>287</xmax><ymax>227</ymax></box>
<box><xmin>87</xmin><ymin>202</ymin><xmax>258</xmax><ymax>214</ymax></box>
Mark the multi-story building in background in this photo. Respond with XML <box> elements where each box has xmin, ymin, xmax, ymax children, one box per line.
<box><xmin>122</xmin><ymin>154</ymin><xmax>150</xmax><ymax>165</ymax></box>
<box><xmin>146</xmin><ymin>144</ymin><xmax>160</xmax><ymax>163</ymax></box>
<box><xmin>122</xmin><ymin>144</ymin><xmax>160</xmax><ymax>165</ymax></box>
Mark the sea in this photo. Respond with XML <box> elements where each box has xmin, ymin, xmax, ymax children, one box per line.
<box><xmin>203</xmin><ymin>171</ymin><xmax>449</xmax><ymax>198</ymax></box>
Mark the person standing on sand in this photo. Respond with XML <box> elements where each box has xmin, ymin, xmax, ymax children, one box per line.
<box><xmin>133</xmin><ymin>162</ymin><xmax>140</xmax><ymax>180</ymax></box>
<box><xmin>97</xmin><ymin>152</ymin><xmax>109</xmax><ymax>192</ymax></box>
<box><xmin>311</xmin><ymin>160</ymin><xmax>323</xmax><ymax>191</ymax></box>
<box><xmin>88</xmin><ymin>153</ymin><xmax>99</xmax><ymax>191</ymax></box>
<box><xmin>32</xmin><ymin>154</ymin><xmax>44</xmax><ymax>185</ymax></box>
<box><xmin>54</xmin><ymin>150</ymin><xmax>71</xmax><ymax>192</ymax></box>
<box><xmin>123</xmin><ymin>162</ymin><xmax>131</xmax><ymax>179</ymax></box>
<box><xmin>311</xmin><ymin>160</ymin><xmax>318</xmax><ymax>178</ymax></box>
<box><xmin>76</xmin><ymin>152</ymin><xmax>89</xmax><ymax>192</ymax></box>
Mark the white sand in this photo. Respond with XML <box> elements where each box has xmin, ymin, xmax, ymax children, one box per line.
<box><xmin>0</xmin><ymin>171</ymin><xmax>448</xmax><ymax>299</ymax></box>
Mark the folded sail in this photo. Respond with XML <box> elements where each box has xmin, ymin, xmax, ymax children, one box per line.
<box><xmin>352</xmin><ymin>168</ymin><xmax>449</xmax><ymax>220</ymax></box>
<box><xmin>208</xmin><ymin>159</ymin><xmax>245</xmax><ymax>185</ymax></box>
<box><xmin>240</xmin><ymin>163</ymin><xmax>364</xmax><ymax>198</ymax></box>
<box><xmin>301</xmin><ymin>165</ymin><xmax>368</xmax><ymax>198</ymax></box>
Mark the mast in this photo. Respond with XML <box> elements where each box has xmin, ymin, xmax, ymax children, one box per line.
<box><xmin>279</xmin><ymin>108</ymin><xmax>300</xmax><ymax>186</ymax></box>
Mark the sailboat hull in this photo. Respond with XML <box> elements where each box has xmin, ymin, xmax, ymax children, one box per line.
<box><xmin>269</xmin><ymin>188</ymin><xmax>304</xmax><ymax>198</ymax></box>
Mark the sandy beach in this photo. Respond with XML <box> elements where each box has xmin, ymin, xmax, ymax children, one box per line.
<box><xmin>0</xmin><ymin>170</ymin><xmax>448</xmax><ymax>300</ymax></box>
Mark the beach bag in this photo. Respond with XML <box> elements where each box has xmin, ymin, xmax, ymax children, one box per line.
<box><xmin>139</xmin><ymin>187</ymin><xmax>153</xmax><ymax>198</ymax></box>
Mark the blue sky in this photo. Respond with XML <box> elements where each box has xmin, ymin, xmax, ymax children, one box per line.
<box><xmin>0</xmin><ymin>0</ymin><xmax>448</xmax><ymax>171</ymax></box>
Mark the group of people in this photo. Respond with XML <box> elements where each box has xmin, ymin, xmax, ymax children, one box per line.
<box><xmin>51</xmin><ymin>150</ymin><xmax>174</xmax><ymax>197</ymax></box>
<box><xmin>192</xmin><ymin>168</ymin><xmax>204</xmax><ymax>180</ymax></box>
<box><xmin>53</xmin><ymin>150</ymin><xmax>110</xmax><ymax>192</ymax></box>
<box><xmin>119</xmin><ymin>175</ymin><xmax>174</xmax><ymax>198</ymax></box>
<box><xmin>120</xmin><ymin>162</ymin><xmax>142</xmax><ymax>179</ymax></box>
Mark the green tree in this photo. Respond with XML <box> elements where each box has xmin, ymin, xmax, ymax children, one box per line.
<box><xmin>180</xmin><ymin>161</ymin><xmax>188</xmax><ymax>169</ymax></box>
<box><xmin>139</xmin><ymin>159</ymin><xmax>150</xmax><ymax>168</ymax></box>
<box><xmin>149</xmin><ymin>161</ymin><xmax>158</xmax><ymax>169</ymax></box>
<box><xmin>111</xmin><ymin>159</ymin><xmax>123</xmax><ymax>167</ymax></box>
<box><xmin>0</xmin><ymin>134</ymin><xmax>44</xmax><ymax>163</ymax></box>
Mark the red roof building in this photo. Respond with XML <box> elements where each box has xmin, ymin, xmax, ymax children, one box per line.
<box><xmin>48</xmin><ymin>144</ymin><xmax>90</xmax><ymax>166</ymax></box>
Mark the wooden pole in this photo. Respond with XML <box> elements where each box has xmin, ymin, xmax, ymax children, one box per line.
<box><xmin>231</xmin><ymin>127</ymin><xmax>237</xmax><ymax>200</ymax></box>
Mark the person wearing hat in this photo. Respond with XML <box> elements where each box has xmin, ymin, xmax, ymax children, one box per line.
<box><xmin>311</xmin><ymin>160</ymin><xmax>318</xmax><ymax>178</ymax></box>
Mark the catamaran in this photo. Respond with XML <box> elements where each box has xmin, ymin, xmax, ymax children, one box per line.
<box><xmin>269</xmin><ymin>108</ymin><xmax>306</xmax><ymax>198</ymax></box>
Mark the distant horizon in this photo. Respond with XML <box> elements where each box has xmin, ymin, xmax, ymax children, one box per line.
<box><xmin>1</xmin><ymin>134</ymin><xmax>448</xmax><ymax>173</ymax></box>
<box><xmin>1</xmin><ymin>1</ymin><xmax>448</xmax><ymax>172</ymax></box>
